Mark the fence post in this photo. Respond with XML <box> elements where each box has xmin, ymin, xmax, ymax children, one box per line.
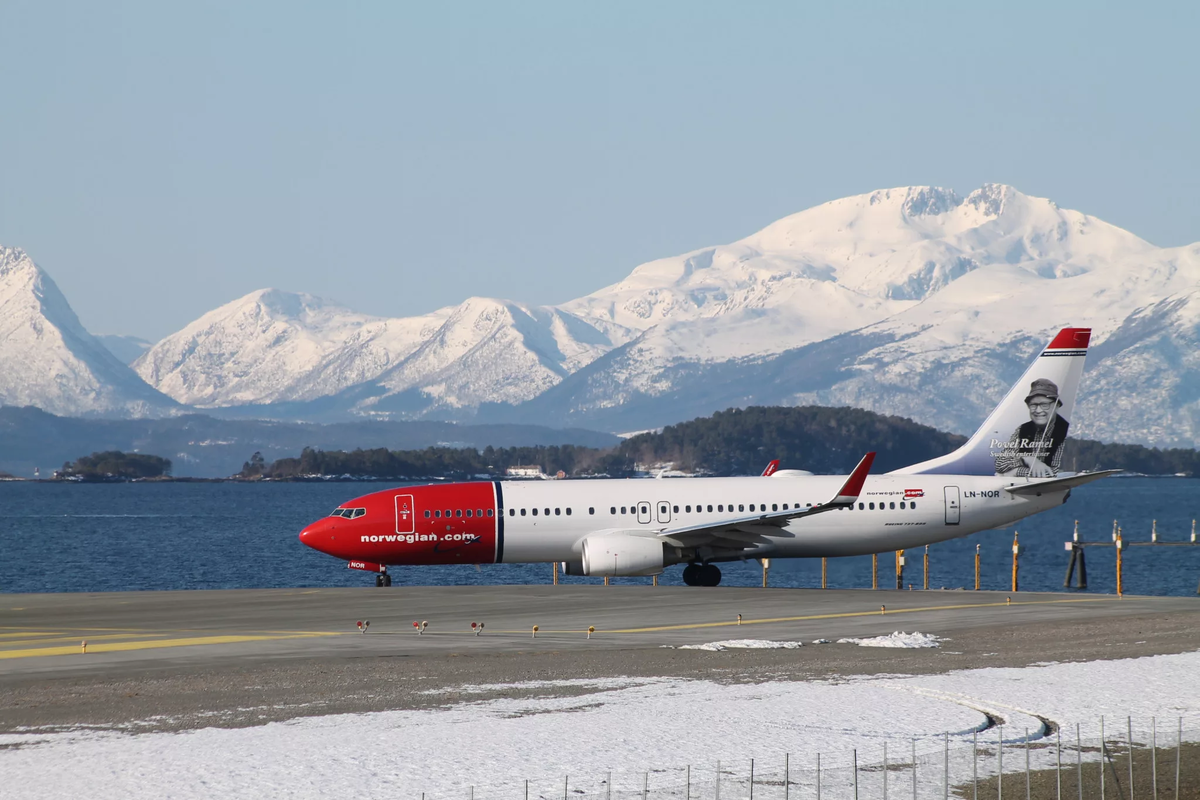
<box><xmin>999</xmin><ymin>726</ymin><xmax>1004</xmax><ymax>800</ymax></box>
<box><xmin>853</xmin><ymin>749</ymin><xmax>858</xmax><ymax>800</ymax></box>
<box><xmin>912</xmin><ymin>738</ymin><xmax>917</xmax><ymax>800</ymax></box>
<box><xmin>923</xmin><ymin>546</ymin><xmax>929</xmax><ymax>590</ymax></box>
<box><xmin>1056</xmin><ymin>726</ymin><xmax>1062</xmax><ymax>800</ymax></box>
<box><xmin>1026</xmin><ymin>728</ymin><xmax>1031</xmax><ymax>800</ymax></box>
<box><xmin>872</xmin><ymin>554</ymin><xmax>878</xmax><ymax>590</ymax></box>
<box><xmin>1127</xmin><ymin>717</ymin><xmax>1134</xmax><ymax>800</ymax></box>
<box><xmin>944</xmin><ymin>733</ymin><xmax>949</xmax><ymax>800</ymax></box>
<box><xmin>749</xmin><ymin>758</ymin><xmax>754</xmax><ymax>800</ymax></box>
<box><xmin>1152</xmin><ymin>718</ymin><xmax>1158</xmax><ymax>800</ymax></box>
<box><xmin>884</xmin><ymin>741</ymin><xmax>889</xmax><ymax>800</ymax></box>
<box><xmin>1012</xmin><ymin>531</ymin><xmax>1020</xmax><ymax>592</ymax></box>
<box><xmin>973</xmin><ymin>730</ymin><xmax>978</xmax><ymax>800</ymax></box>
<box><xmin>975</xmin><ymin>543</ymin><xmax>981</xmax><ymax>590</ymax></box>
<box><xmin>821</xmin><ymin>558</ymin><xmax>827</xmax><ymax>589</ymax></box>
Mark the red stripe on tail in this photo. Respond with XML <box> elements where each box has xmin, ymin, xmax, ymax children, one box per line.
<box><xmin>1047</xmin><ymin>328</ymin><xmax>1091</xmax><ymax>350</ymax></box>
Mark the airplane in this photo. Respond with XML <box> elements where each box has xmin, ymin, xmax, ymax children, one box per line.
<box><xmin>299</xmin><ymin>327</ymin><xmax>1116</xmax><ymax>587</ymax></box>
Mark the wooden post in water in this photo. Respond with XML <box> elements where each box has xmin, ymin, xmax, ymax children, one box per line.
<box><xmin>923</xmin><ymin>545</ymin><xmax>930</xmax><ymax>590</ymax></box>
<box><xmin>1116</xmin><ymin>529</ymin><xmax>1124</xmax><ymax>597</ymax></box>
<box><xmin>821</xmin><ymin>557</ymin><xmax>827</xmax><ymax>589</ymax></box>
<box><xmin>1011</xmin><ymin>532</ymin><xmax>1020</xmax><ymax>592</ymax></box>
<box><xmin>974</xmin><ymin>544</ymin><xmax>981</xmax><ymax>590</ymax></box>
<box><xmin>553</xmin><ymin>561</ymin><xmax>559</xmax><ymax>585</ymax></box>
<box><xmin>872</xmin><ymin>553</ymin><xmax>878</xmax><ymax>590</ymax></box>
<box><xmin>896</xmin><ymin>550</ymin><xmax>904</xmax><ymax>590</ymax></box>
<box><xmin>761</xmin><ymin>558</ymin><xmax>769</xmax><ymax>588</ymax></box>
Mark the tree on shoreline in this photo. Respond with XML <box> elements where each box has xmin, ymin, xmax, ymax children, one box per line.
<box><xmin>59</xmin><ymin>451</ymin><xmax>172</xmax><ymax>480</ymax></box>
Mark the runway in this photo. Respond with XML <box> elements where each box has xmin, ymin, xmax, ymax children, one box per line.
<box><xmin>2</xmin><ymin>585</ymin><xmax>1197</xmax><ymax>678</ymax></box>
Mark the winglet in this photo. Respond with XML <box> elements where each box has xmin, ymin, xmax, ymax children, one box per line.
<box><xmin>761</xmin><ymin>459</ymin><xmax>780</xmax><ymax>477</ymax></box>
<box><xmin>830</xmin><ymin>452</ymin><xmax>875</xmax><ymax>505</ymax></box>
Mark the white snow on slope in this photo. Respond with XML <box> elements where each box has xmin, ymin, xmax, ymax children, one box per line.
<box><xmin>0</xmin><ymin>247</ymin><xmax>177</xmax><ymax>418</ymax></box>
<box><xmin>3</xmin><ymin>650</ymin><xmax>1198</xmax><ymax>800</ymax></box>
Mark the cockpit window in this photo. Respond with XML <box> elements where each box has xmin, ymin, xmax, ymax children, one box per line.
<box><xmin>329</xmin><ymin>508</ymin><xmax>366</xmax><ymax>518</ymax></box>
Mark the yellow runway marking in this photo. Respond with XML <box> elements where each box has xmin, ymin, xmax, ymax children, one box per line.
<box><xmin>0</xmin><ymin>632</ymin><xmax>165</xmax><ymax>648</ymax></box>
<box><xmin>603</xmin><ymin>596</ymin><xmax>1116</xmax><ymax>634</ymax></box>
<box><xmin>0</xmin><ymin>632</ymin><xmax>344</xmax><ymax>660</ymax></box>
<box><xmin>0</xmin><ymin>631</ymin><xmax>58</xmax><ymax>639</ymax></box>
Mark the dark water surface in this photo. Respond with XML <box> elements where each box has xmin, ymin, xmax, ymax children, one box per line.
<box><xmin>1</xmin><ymin>478</ymin><xmax>1198</xmax><ymax>596</ymax></box>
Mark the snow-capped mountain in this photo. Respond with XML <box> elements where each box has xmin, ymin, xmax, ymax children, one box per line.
<box><xmin>133</xmin><ymin>289</ymin><xmax>453</xmax><ymax>407</ymax></box>
<box><xmin>0</xmin><ymin>247</ymin><xmax>179</xmax><ymax>417</ymax></box>
<box><xmin>520</xmin><ymin>185</ymin><xmax>1200</xmax><ymax>446</ymax></box>
<box><xmin>64</xmin><ymin>183</ymin><xmax>1200</xmax><ymax>447</ymax></box>
<box><xmin>96</xmin><ymin>334</ymin><xmax>153</xmax><ymax>365</ymax></box>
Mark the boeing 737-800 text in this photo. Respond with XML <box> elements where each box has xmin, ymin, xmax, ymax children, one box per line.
<box><xmin>299</xmin><ymin>328</ymin><xmax>1113</xmax><ymax>586</ymax></box>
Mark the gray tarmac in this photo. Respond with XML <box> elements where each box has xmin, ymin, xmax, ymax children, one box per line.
<box><xmin>2</xmin><ymin>586</ymin><xmax>1198</xmax><ymax>734</ymax></box>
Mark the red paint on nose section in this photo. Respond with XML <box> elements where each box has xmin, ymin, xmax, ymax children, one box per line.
<box><xmin>1047</xmin><ymin>328</ymin><xmax>1091</xmax><ymax>349</ymax></box>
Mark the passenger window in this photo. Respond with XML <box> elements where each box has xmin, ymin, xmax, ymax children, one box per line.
<box><xmin>749</xmin><ymin>504</ymin><xmax>756</xmax><ymax>512</ymax></box>
<box><xmin>554</xmin><ymin>508</ymin><xmax>561</xmax><ymax>516</ymax></box>
<box><xmin>589</xmin><ymin>507</ymin><xmax>595</xmax><ymax>515</ymax></box>
<box><xmin>445</xmin><ymin>509</ymin><xmax>451</xmax><ymax>517</ymax></box>
<box><xmin>466</xmin><ymin>509</ymin><xmax>473</xmax><ymax>517</ymax></box>
<box><xmin>610</xmin><ymin>507</ymin><xmax>616</xmax><ymax>515</ymax></box>
<box><xmin>566</xmin><ymin>508</ymin><xmax>572</xmax><ymax>516</ymax></box>
<box><xmin>782</xmin><ymin>503</ymin><xmax>789</xmax><ymax>510</ymax></box>
<box><xmin>869</xmin><ymin>502</ymin><xmax>875</xmax><ymax>510</ymax></box>
<box><xmin>673</xmin><ymin>505</ymin><xmax>679</xmax><ymax>513</ymax></box>
<box><xmin>456</xmin><ymin>509</ymin><xmax>462</xmax><ymax>517</ymax></box>
<box><xmin>532</xmin><ymin>508</ymin><xmax>538</xmax><ymax>516</ymax></box>
<box><xmin>900</xmin><ymin>502</ymin><xmax>906</xmax><ymax>509</ymax></box>
<box><xmin>509</xmin><ymin>509</ymin><xmax>515</xmax><ymax>516</ymax></box>
<box><xmin>911</xmin><ymin>501</ymin><xmax>917</xmax><ymax>510</ymax></box>
<box><xmin>424</xmin><ymin>510</ymin><xmax>431</xmax><ymax>518</ymax></box>
<box><xmin>738</xmin><ymin>504</ymin><xmax>745</xmax><ymax>512</ymax></box>
<box><xmin>771</xmin><ymin>504</ymin><xmax>777</xmax><ymax>511</ymax></box>
<box><xmin>707</xmin><ymin>505</ymin><xmax>713</xmax><ymax>512</ymax></box>
<box><xmin>718</xmin><ymin>505</ymin><xmax>724</xmax><ymax>512</ymax></box>
<box><xmin>521</xmin><ymin>508</ymin><xmax>527</xmax><ymax>516</ymax></box>
<box><xmin>685</xmin><ymin>505</ymin><xmax>691</xmax><ymax>513</ymax></box>
<box><xmin>887</xmin><ymin>502</ymin><xmax>893</xmax><ymax>509</ymax></box>
<box><xmin>488</xmin><ymin>509</ymin><xmax>494</xmax><ymax>517</ymax></box>
<box><xmin>859</xmin><ymin>502</ymin><xmax>864</xmax><ymax>510</ymax></box>
<box><xmin>621</xmin><ymin>506</ymin><xmax>627</xmax><ymax>514</ymax></box>
<box><xmin>435</xmin><ymin>510</ymin><xmax>442</xmax><ymax>518</ymax></box>
<box><xmin>544</xmin><ymin>508</ymin><xmax>550</xmax><ymax>516</ymax></box>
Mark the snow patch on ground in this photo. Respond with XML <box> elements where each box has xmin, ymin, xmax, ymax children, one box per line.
<box><xmin>837</xmin><ymin>631</ymin><xmax>942</xmax><ymax>648</ymax></box>
<box><xmin>677</xmin><ymin>639</ymin><xmax>804</xmax><ymax>651</ymax></box>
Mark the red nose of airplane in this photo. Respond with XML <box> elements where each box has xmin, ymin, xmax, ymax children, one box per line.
<box><xmin>299</xmin><ymin>517</ymin><xmax>337</xmax><ymax>553</ymax></box>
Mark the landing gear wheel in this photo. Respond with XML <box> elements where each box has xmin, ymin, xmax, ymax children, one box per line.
<box><xmin>700</xmin><ymin>564</ymin><xmax>722</xmax><ymax>587</ymax></box>
<box><xmin>375</xmin><ymin>573</ymin><xmax>392</xmax><ymax>587</ymax></box>
<box><xmin>375</xmin><ymin>574</ymin><xmax>384</xmax><ymax>587</ymax></box>
<box><xmin>682</xmin><ymin>563</ymin><xmax>701</xmax><ymax>586</ymax></box>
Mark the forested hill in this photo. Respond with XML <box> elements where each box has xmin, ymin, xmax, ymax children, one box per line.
<box><xmin>619</xmin><ymin>406</ymin><xmax>966</xmax><ymax>475</ymax></box>
<box><xmin>246</xmin><ymin>405</ymin><xmax>1200</xmax><ymax>479</ymax></box>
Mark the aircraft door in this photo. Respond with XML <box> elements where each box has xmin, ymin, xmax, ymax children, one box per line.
<box><xmin>656</xmin><ymin>501</ymin><xmax>672</xmax><ymax>524</ymax></box>
<box><xmin>944</xmin><ymin>486</ymin><xmax>961</xmax><ymax>526</ymax></box>
<box><xmin>395</xmin><ymin>493</ymin><xmax>416</xmax><ymax>533</ymax></box>
<box><xmin>637</xmin><ymin>502</ymin><xmax>651</xmax><ymax>524</ymax></box>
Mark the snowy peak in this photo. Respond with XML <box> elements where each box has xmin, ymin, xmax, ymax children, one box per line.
<box><xmin>0</xmin><ymin>246</ymin><xmax>177</xmax><ymax>417</ymax></box>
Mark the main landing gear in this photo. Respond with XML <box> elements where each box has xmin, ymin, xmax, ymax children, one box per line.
<box><xmin>681</xmin><ymin>563</ymin><xmax>722</xmax><ymax>587</ymax></box>
<box><xmin>375</xmin><ymin>572</ymin><xmax>392</xmax><ymax>587</ymax></box>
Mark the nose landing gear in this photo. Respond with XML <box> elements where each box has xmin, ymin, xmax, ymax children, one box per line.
<box><xmin>681</xmin><ymin>563</ymin><xmax>722</xmax><ymax>587</ymax></box>
<box><xmin>375</xmin><ymin>572</ymin><xmax>392</xmax><ymax>587</ymax></box>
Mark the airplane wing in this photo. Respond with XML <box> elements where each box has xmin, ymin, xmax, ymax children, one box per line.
<box><xmin>656</xmin><ymin>452</ymin><xmax>875</xmax><ymax>547</ymax></box>
<box><xmin>1003</xmin><ymin>469</ymin><xmax>1122</xmax><ymax>495</ymax></box>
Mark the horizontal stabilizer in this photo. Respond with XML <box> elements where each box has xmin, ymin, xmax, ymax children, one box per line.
<box><xmin>1003</xmin><ymin>469</ymin><xmax>1122</xmax><ymax>496</ymax></box>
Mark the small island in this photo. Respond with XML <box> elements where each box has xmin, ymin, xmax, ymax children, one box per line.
<box><xmin>57</xmin><ymin>451</ymin><xmax>173</xmax><ymax>481</ymax></box>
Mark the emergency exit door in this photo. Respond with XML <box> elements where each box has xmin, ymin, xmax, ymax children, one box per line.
<box><xmin>944</xmin><ymin>486</ymin><xmax>961</xmax><ymax>525</ymax></box>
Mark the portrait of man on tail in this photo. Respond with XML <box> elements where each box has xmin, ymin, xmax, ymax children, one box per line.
<box><xmin>993</xmin><ymin>378</ymin><xmax>1070</xmax><ymax>478</ymax></box>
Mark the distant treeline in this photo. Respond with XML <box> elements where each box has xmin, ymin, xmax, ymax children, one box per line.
<box><xmin>240</xmin><ymin>405</ymin><xmax>1200</xmax><ymax>480</ymax></box>
<box><xmin>59</xmin><ymin>450</ymin><xmax>172</xmax><ymax>479</ymax></box>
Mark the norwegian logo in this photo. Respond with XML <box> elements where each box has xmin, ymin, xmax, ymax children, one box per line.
<box><xmin>904</xmin><ymin>488</ymin><xmax>925</xmax><ymax>499</ymax></box>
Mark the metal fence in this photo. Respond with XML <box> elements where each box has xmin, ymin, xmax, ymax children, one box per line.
<box><xmin>422</xmin><ymin>718</ymin><xmax>1196</xmax><ymax>800</ymax></box>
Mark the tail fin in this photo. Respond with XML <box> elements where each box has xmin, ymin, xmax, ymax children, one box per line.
<box><xmin>890</xmin><ymin>328</ymin><xmax>1091</xmax><ymax>476</ymax></box>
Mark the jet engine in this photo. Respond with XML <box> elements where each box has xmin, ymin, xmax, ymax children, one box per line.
<box><xmin>580</xmin><ymin>533</ymin><xmax>666</xmax><ymax>576</ymax></box>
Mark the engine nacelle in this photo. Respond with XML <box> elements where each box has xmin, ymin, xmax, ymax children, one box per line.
<box><xmin>580</xmin><ymin>533</ymin><xmax>666</xmax><ymax>577</ymax></box>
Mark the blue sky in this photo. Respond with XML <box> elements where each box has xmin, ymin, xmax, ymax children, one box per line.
<box><xmin>1</xmin><ymin>1</ymin><xmax>1197</xmax><ymax>340</ymax></box>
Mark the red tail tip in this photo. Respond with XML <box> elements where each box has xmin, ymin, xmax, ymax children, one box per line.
<box><xmin>1048</xmin><ymin>328</ymin><xmax>1091</xmax><ymax>350</ymax></box>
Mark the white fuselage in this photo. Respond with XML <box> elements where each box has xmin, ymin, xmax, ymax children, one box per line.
<box><xmin>497</xmin><ymin>473</ymin><xmax>1065</xmax><ymax>564</ymax></box>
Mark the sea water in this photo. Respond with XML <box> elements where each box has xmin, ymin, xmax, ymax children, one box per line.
<box><xmin>0</xmin><ymin>478</ymin><xmax>1197</xmax><ymax>596</ymax></box>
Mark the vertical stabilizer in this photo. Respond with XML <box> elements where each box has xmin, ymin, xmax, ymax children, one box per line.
<box><xmin>890</xmin><ymin>328</ymin><xmax>1091</xmax><ymax>476</ymax></box>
